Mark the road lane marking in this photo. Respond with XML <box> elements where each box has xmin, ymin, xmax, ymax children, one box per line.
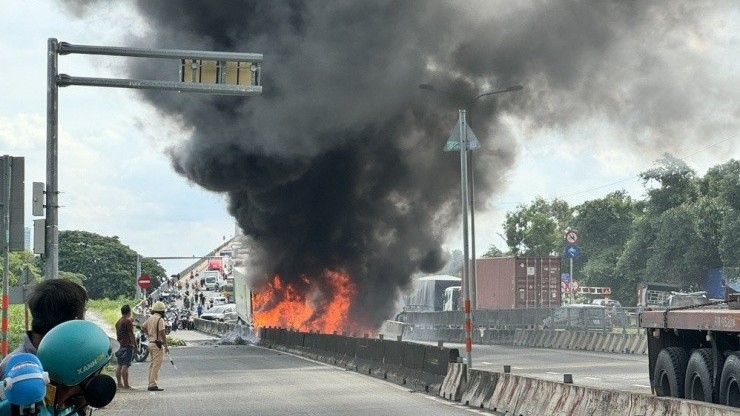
<box><xmin>583</xmin><ymin>377</ymin><xmax>600</xmax><ymax>381</ymax></box>
<box><xmin>634</xmin><ymin>384</ymin><xmax>652</xmax><ymax>389</ymax></box>
<box><xmin>481</xmin><ymin>362</ymin><xmax>492</xmax><ymax>365</ymax></box>
<box><xmin>423</xmin><ymin>396</ymin><xmax>492</xmax><ymax>414</ymax></box>
<box><xmin>546</xmin><ymin>372</ymin><xmax>560</xmax><ymax>375</ymax></box>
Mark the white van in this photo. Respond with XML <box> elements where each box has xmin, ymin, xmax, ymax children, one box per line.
<box><xmin>204</xmin><ymin>270</ymin><xmax>220</xmax><ymax>290</ymax></box>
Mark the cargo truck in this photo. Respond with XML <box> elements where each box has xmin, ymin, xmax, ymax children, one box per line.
<box><xmin>639</xmin><ymin>289</ymin><xmax>740</xmax><ymax>407</ymax></box>
<box><xmin>232</xmin><ymin>266</ymin><xmax>253</xmax><ymax>325</ymax></box>
<box><xmin>473</xmin><ymin>257</ymin><xmax>562</xmax><ymax>309</ymax></box>
<box><xmin>203</xmin><ymin>270</ymin><xmax>221</xmax><ymax>290</ymax></box>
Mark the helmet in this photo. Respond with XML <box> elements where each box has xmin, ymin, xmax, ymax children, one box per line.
<box><xmin>2</xmin><ymin>353</ymin><xmax>48</xmax><ymax>406</ymax></box>
<box><xmin>152</xmin><ymin>301</ymin><xmax>166</xmax><ymax>312</ymax></box>
<box><xmin>37</xmin><ymin>320</ymin><xmax>112</xmax><ymax>386</ymax></box>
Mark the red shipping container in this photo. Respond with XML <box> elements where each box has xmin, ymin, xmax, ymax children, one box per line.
<box><xmin>470</xmin><ymin>257</ymin><xmax>562</xmax><ymax>309</ymax></box>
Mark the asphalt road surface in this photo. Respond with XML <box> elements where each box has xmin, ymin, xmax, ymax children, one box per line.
<box><xmin>98</xmin><ymin>340</ymin><xmax>498</xmax><ymax>416</ymax></box>
<box><xmin>427</xmin><ymin>341</ymin><xmax>652</xmax><ymax>394</ymax></box>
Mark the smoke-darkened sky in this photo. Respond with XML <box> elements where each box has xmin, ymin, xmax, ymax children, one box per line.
<box><xmin>59</xmin><ymin>0</ymin><xmax>739</xmax><ymax>328</ymax></box>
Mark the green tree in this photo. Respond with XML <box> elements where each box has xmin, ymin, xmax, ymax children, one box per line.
<box><xmin>56</xmin><ymin>230</ymin><xmax>166</xmax><ymax>299</ymax></box>
<box><xmin>615</xmin><ymin>157</ymin><xmax>736</xmax><ymax>301</ymax></box>
<box><xmin>572</xmin><ymin>191</ymin><xmax>638</xmax><ymax>302</ymax></box>
<box><xmin>481</xmin><ymin>245</ymin><xmax>507</xmax><ymax>258</ymax></box>
<box><xmin>640</xmin><ymin>153</ymin><xmax>698</xmax><ymax>214</ymax></box>
<box><xmin>503</xmin><ymin>197</ymin><xmax>572</xmax><ymax>256</ymax></box>
<box><xmin>7</xmin><ymin>250</ymin><xmax>42</xmax><ymax>286</ymax></box>
<box><xmin>702</xmin><ymin>160</ymin><xmax>740</xmax><ymax>268</ymax></box>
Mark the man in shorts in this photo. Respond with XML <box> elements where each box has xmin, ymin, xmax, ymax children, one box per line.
<box><xmin>115</xmin><ymin>304</ymin><xmax>136</xmax><ymax>389</ymax></box>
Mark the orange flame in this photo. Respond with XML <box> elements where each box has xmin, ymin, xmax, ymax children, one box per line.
<box><xmin>253</xmin><ymin>270</ymin><xmax>362</xmax><ymax>334</ymax></box>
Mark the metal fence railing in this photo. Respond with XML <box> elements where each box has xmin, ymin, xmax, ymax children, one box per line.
<box><xmin>397</xmin><ymin>306</ymin><xmax>642</xmax><ymax>332</ymax></box>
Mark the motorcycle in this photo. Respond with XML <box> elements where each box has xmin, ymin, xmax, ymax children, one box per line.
<box><xmin>134</xmin><ymin>332</ymin><xmax>149</xmax><ymax>362</ymax></box>
<box><xmin>165</xmin><ymin>310</ymin><xmax>177</xmax><ymax>333</ymax></box>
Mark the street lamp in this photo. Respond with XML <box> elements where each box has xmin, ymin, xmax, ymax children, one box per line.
<box><xmin>420</xmin><ymin>82</ymin><xmax>522</xmax><ymax>372</ymax></box>
<box><xmin>45</xmin><ymin>39</ymin><xmax>263</xmax><ymax>281</ymax></box>
<box><xmin>419</xmin><ymin>83</ymin><xmax>522</xmax><ymax>311</ymax></box>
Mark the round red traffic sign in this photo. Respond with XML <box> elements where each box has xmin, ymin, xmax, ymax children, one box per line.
<box><xmin>564</xmin><ymin>230</ymin><xmax>579</xmax><ymax>245</ymax></box>
<box><xmin>137</xmin><ymin>274</ymin><xmax>152</xmax><ymax>289</ymax></box>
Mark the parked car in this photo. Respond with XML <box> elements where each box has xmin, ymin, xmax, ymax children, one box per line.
<box><xmin>542</xmin><ymin>304</ymin><xmax>608</xmax><ymax>330</ymax></box>
<box><xmin>591</xmin><ymin>298</ymin><xmax>628</xmax><ymax>326</ymax></box>
<box><xmin>200</xmin><ymin>304</ymin><xmax>238</xmax><ymax>322</ymax></box>
<box><xmin>212</xmin><ymin>296</ymin><xmax>228</xmax><ymax>306</ymax></box>
<box><xmin>591</xmin><ymin>299</ymin><xmax>621</xmax><ymax>308</ymax></box>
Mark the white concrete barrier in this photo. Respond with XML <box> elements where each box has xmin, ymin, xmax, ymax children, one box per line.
<box><xmin>439</xmin><ymin>362</ymin><xmax>466</xmax><ymax>401</ymax></box>
<box><xmin>460</xmin><ymin>370</ymin><xmax>740</xmax><ymax>416</ymax></box>
<box><xmin>510</xmin><ymin>329</ymin><xmax>648</xmax><ymax>355</ymax></box>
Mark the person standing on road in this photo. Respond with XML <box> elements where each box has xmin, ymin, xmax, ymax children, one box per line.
<box><xmin>141</xmin><ymin>301</ymin><xmax>169</xmax><ymax>391</ymax></box>
<box><xmin>115</xmin><ymin>304</ymin><xmax>136</xmax><ymax>390</ymax></box>
<box><xmin>197</xmin><ymin>303</ymin><xmax>203</xmax><ymax>318</ymax></box>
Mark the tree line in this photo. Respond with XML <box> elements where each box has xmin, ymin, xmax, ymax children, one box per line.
<box><xmin>480</xmin><ymin>155</ymin><xmax>739</xmax><ymax>305</ymax></box>
<box><xmin>7</xmin><ymin>230</ymin><xmax>166</xmax><ymax>299</ymax></box>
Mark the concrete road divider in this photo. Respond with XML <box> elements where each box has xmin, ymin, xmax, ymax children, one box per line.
<box><xmin>439</xmin><ymin>362</ymin><xmax>466</xmax><ymax>401</ymax></box>
<box><xmin>460</xmin><ymin>369</ymin><xmax>496</xmax><ymax>407</ymax></box>
<box><xmin>257</xmin><ymin>328</ymin><xmax>458</xmax><ymax>395</ymax></box>
<box><xmin>510</xmin><ymin>329</ymin><xmax>647</xmax><ymax>354</ymax></box>
<box><xmin>476</xmin><ymin>370</ymin><xmax>740</xmax><ymax>416</ymax></box>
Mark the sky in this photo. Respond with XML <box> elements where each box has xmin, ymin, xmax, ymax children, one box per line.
<box><xmin>0</xmin><ymin>2</ymin><xmax>236</xmax><ymax>277</ymax></box>
<box><xmin>1</xmin><ymin>1</ymin><xmax>738</xmax><ymax>285</ymax></box>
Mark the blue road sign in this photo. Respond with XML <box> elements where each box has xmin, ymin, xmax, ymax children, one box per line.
<box><xmin>561</xmin><ymin>273</ymin><xmax>571</xmax><ymax>283</ymax></box>
<box><xmin>565</xmin><ymin>245</ymin><xmax>582</xmax><ymax>259</ymax></box>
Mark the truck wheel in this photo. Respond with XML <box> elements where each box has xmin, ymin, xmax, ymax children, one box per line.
<box><xmin>720</xmin><ymin>353</ymin><xmax>740</xmax><ymax>407</ymax></box>
<box><xmin>684</xmin><ymin>348</ymin><xmax>713</xmax><ymax>402</ymax></box>
<box><xmin>653</xmin><ymin>347</ymin><xmax>689</xmax><ymax>398</ymax></box>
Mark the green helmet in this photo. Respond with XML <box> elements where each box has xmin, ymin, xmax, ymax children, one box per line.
<box><xmin>37</xmin><ymin>320</ymin><xmax>112</xmax><ymax>386</ymax></box>
<box><xmin>152</xmin><ymin>301</ymin><xmax>166</xmax><ymax>312</ymax></box>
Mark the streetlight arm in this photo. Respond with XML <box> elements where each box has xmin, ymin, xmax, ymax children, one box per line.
<box><xmin>470</xmin><ymin>85</ymin><xmax>524</xmax><ymax>107</ymax></box>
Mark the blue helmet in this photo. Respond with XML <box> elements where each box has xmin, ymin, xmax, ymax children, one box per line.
<box><xmin>37</xmin><ymin>320</ymin><xmax>112</xmax><ymax>386</ymax></box>
<box><xmin>1</xmin><ymin>353</ymin><xmax>48</xmax><ymax>406</ymax></box>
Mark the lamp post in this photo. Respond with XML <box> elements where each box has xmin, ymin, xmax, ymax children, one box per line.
<box><xmin>419</xmin><ymin>83</ymin><xmax>523</xmax><ymax>311</ymax></box>
<box><xmin>45</xmin><ymin>39</ymin><xmax>263</xmax><ymax>280</ymax></box>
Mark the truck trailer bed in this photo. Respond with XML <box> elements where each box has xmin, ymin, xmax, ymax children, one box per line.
<box><xmin>640</xmin><ymin>308</ymin><xmax>740</xmax><ymax>331</ymax></box>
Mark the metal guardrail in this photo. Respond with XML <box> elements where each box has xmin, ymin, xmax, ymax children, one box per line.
<box><xmin>397</xmin><ymin>306</ymin><xmax>642</xmax><ymax>332</ymax></box>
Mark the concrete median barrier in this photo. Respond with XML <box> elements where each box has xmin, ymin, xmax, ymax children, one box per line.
<box><xmin>507</xmin><ymin>329</ymin><xmax>648</xmax><ymax>355</ymax></box>
<box><xmin>460</xmin><ymin>369</ymin><xmax>495</xmax><ymax>408</ymax></box>
<box><xmin>439</xmin><ymin>362</ymin><xmax>466</xmax><ymax>401</ymax></box>
<box><xmin>475</xmin><ymin>370</ymin><xmax>740</xmax><ymax>416</ymax></box>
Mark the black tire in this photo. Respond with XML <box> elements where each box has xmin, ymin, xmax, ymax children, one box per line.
<box><xmin>720</xmin><ymin>352</ymin><xmax>740</xmax><ymax>407</ymax></box>
<box><xmin>135</xmin><ymin>344</ymin><xmax>149</xmax><ymax>362</ymax></box>
<box><xmin>653</xmin><ymin>347</ymin><xmax>689</xmax><ymax>398</ymax></box>
<box><xmin>685</xmin><ymin>348</ymin><xmax>713</xmax><ymax>402</ymax></box>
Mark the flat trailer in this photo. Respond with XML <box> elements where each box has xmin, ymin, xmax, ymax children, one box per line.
<box><xmin>640</xmin><ymin>303</ymin><xmax>740</xmax><ymax>407</ymax></box>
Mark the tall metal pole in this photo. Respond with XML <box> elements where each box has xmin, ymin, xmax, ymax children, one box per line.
<box><xmin>467</xmin><ymin>108</ymin><xmax>478</xmax><ymax>311</ymax></box>
<box><xmin>570</xmin><ymin>257</ymin><xmax>574</xmax><ymax>303</ymax></box>
<box><xmin>2</xmin><ymin>155</ymin><xmax>11</xmax><ymax>355</ymax></box>
<box><xmin>458</xmin><ymin>110</ymin><xmax>473</xmax><ymax>373</ymax></box>
<box><xmin>45</xmin><ymin>38</ymin><xmax>59</xmax><ymax>279</ymax></box>
<box><xmin>136</xmin><ymin>254</ymin><xmax>142</xmax><ymax>299</ymax></box>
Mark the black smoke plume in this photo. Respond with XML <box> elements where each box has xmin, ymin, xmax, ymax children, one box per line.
<box><xmin>64</xmin><ymin>1</ymin><xmax>736</xmax><ymax>329</ymax></box>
